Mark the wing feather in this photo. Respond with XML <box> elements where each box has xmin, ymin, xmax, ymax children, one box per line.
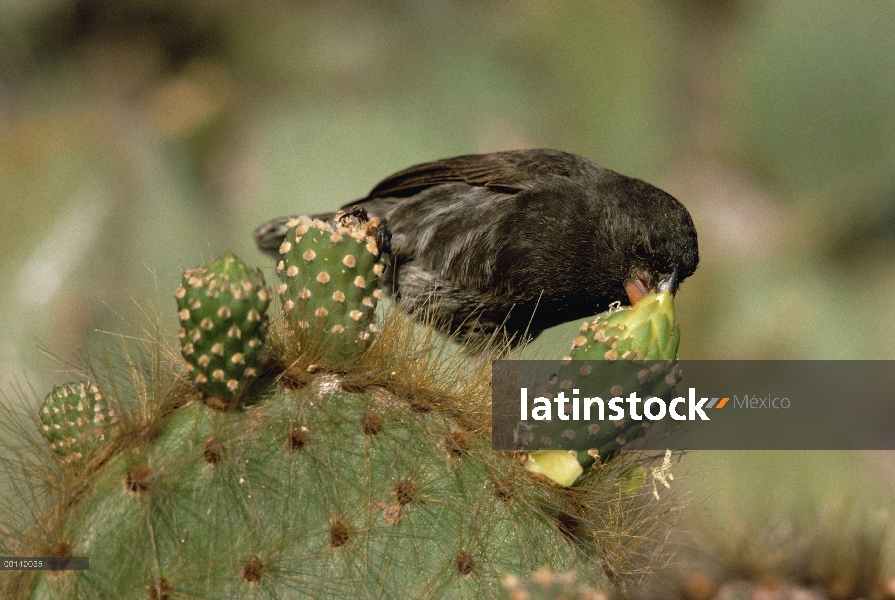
<box><xmin>364</xmin><ymin>149</ymin><xmax>584</xmax><ymax>199</ymax></box>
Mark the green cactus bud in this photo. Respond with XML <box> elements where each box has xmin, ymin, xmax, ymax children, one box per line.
<box><xmin>176</xmin><ymin>252</ymin><xmax>270</xmax><ymax>406</ymax></box>
<box><xmin>520</xmin><ymin>290</ymin><xmax>682</xmax><ymax>485</ymax></box>
<box><xmin>39</xmin><ymin>382</ymin><xmax>117</xmax><ymax>460</ymax></box>
<box><xmin>276</xmin><ymin>214</ymin><xmax>386</xmax><ymax>366</ymax></box>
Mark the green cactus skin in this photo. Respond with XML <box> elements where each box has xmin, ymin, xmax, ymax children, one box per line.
<box><xmin>176</xmin><ymin>252</ymin><xmax>271</xmax><ymax>406</ymax></box>
<box><xmin>38</xmin><ymin>382</ymin><xmax>117</xmax><ymax>461</ymax></box>
<box><xmin>23</xmin><ymin>378</ymin><xmax>617</xmax><ymax>599</ymax></box>
<box><xmin>276</xmin><ymin>215</ymin><xmax>386</xmax><ymax>366</ymax></box>
<box><xmin>6</xmin><ymin>243</ymin><xmax>675</xmax><ymax>599</ymax></box>
<box><xmin>519</xmin><ymin>291</ymin><xmax>682</xmax><ymax>483</ymax></box>
<box><xmin>501</xmin><ymin>568</ymin><xmax>607</xmax><ymax>600</ymax></box>
<box><xmin>568</xmin><ymin>289</ymin><xmax>679</xmax><ymax>362</ymax></box>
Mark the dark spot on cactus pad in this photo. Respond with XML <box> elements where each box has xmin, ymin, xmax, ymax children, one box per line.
<box><xmin>138</xmin><ymin>420</ymin><xmax>164</xmax><ymax>444</ymax></box>
<box><xmin>202</xmin><ymin>395</ymin><xmax>233</xmax><ymax>411</ymax></box>
<box><xmin>492</xmin><ymin>479</ymin><xmax>515</xmax><ymax>502</ymax></box>
<box><xmin>556</xmin><ymin>509</ymin><xmax>585</xmax><ymax>543</ymax></box>
<box><xmin>444</xmin><ymin>430</ymin><xmax>468</xmax><ymax>458</ymax></box>
<box><xmin>124</xmin><ymin>464</ymin><xmax>152</xmax><ymax>496</ymax></box>
<box><xmin>149</xmin><ymin>578</ymin><xmax>172</xmax><ymax>600</ymax></box>
<box><xmin>49</xmin><ymin>541</ymin><xmax>73</xmax><ymax>557</ymax></box>
<box><xmin>456</xmin><ymin>551</ymin><xmax>474</xmax><ymax>577</ymax></box>
<box><xmin>243</xmin><ymin>555</ymin><xmax>263</xmax><ymax>585</ymax></box>
<box><xmin>394</xmin><ymin>480</ymin><xmax>416</xmax><ymax>506</ymax></box>
<box><xmin>290</xmin><ymin>424</ymin><xmax>308</xmax><ymax>450</ymax></box>
<box><xmin>203</xmin><ymin>439</ymin><xmax>225</xmax><ymax>465</ymax></box>
<box><xmin>362</xmin><ymin>412</ymin><xmax>382</xmax><ymax>436</ymax></box>
<box><xmin>329</xmin><ymin>515</ymin><xmax>350</xmax><ymax>548</ymax></box>
<box><xmin>407</xmin><ymin>393</ymin><xmax>434</xmax><ymax>412</ymax></box>
<box><xmin>46</xmin><ymin>540</ymin><xmax>74</xmax><ymax>581</ymax></box>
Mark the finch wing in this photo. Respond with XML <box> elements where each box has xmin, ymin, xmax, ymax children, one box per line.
<box><xmin>358</xmin><ymin>149</ymin><xmax>587</xmax><ymax>201</ymax></box>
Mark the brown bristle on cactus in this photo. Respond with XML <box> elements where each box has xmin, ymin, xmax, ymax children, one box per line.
<box><xmin>176</xmin><ymin>252</ymin><xmax>271</xmax><ymax>407</ymax></box>
<box><xmin>0</xmin><ymin>301</ymin><xmax>676</xmax><ymax>599</ymax></box>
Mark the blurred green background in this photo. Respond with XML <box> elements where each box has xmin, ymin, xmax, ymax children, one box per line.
<box><xmin>1</xmin><ymin>0</ymin><xmax>894</xmax><ymax>585</ymax></box>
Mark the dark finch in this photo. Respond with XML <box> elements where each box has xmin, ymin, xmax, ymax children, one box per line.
<box><xmin>254</xmin><ymin>149</ymin><xmax>698</xmax><ymax>347</ymax></box>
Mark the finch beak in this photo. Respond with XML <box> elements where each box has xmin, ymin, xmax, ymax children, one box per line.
<box><xmin>623</xmin><ymin>277</ymin><xmax>651</xmax><ymax>305</ymax></box>
<box><xmin>657</xmin><ymin>268</ymin><xmax>680</xmax><ymax>294</ymax></box>
<box><xmin>624</xmin><ymin>268</ymin><xmax>680</xmax><ymax>305</ymax></box>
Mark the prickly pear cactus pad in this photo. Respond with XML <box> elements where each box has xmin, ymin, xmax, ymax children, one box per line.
<box><xmin>176</xmin><ymin>252</ymin><xmax>271</xmax><ymax>406</ymax></box>
<box><xmin>38</xmin><ymin>382</ymin><xmax>117</xmax><ymax>461</ymax></box>
<box><xmin>512</xmin><ymin>290</ymin><xmax>682</xmax><ymax>482</ymax></box>
<box><xmin>276</xmin><ymin>214</ymin><xmax>387</xmax><ymax>367</ymax></box>
<box><xmin>0</xmin><ymin>303</ymin><xmax>679</xmax><ymax>599</ymax></box>
<box><xmin>1</xmin><ymin>233</ymin><xmax>681</xmax><ymax>599</ymax></box>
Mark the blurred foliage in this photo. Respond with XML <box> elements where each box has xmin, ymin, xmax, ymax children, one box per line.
<box><xmin>1</xmin><ymin>0</ymin><xmax>894</xmax><ymax>583</ymax></box>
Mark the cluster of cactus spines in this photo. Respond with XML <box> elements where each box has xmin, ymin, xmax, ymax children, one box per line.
<box><xmin>519</xmin><ymin>290</ymin><xmax>682</xmax><ymax>485</ymax></box>
<box><xmin>176</xmin><ymin>252</ymin><xmax>270</xmax><ymax>406</ymax></box>
<box><xmin>501</xmin><ymin>568</ymin><xmax>607</xmax><ymax>600</ymax></box>
<box><xmin>38</xmin><ymin>382</ymin><xmax>117</xmax><ymax>461</ymax></box>
<box><xmin>276</xmin><ymin>213</ymin><xmax>386</xmax><ymax>365</ymax></box>
<box><xmin>22</xmin><ymin>372</ymin><xmax>627</xmax><ymax>599</ymax></box>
